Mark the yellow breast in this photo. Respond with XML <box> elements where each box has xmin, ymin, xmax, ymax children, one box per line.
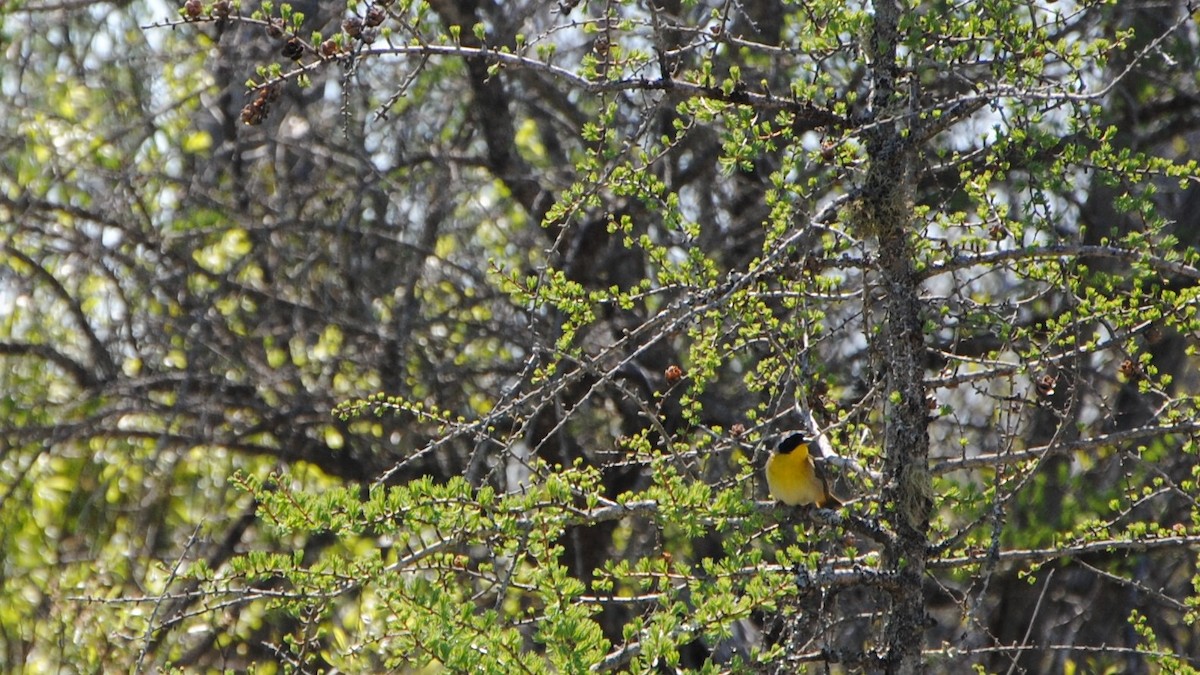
<box><xmin>765</xmin><ymin>444</ymin><xmax>828</xmax><ymax>506</ymax></box>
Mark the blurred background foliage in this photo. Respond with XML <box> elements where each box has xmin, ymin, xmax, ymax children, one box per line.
<box><xmin>3</xmin><ymin>0</ymin><xmax>1200</xmax><ymax>671</ymax></box>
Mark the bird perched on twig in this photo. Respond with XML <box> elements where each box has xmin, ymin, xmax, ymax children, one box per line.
<box><xmin>765</xmin><ymin>432</ymin><xmax>843</xmax><ymax>508</ymax></box>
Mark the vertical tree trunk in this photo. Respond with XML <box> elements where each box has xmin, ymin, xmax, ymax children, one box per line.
<box><xmin>863</xmin><ymin>1</ymin><xmax>933</xmax><ymax>672</ymax></box>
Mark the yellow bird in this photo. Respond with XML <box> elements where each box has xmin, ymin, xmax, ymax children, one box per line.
<box><xmin>765</xmin><ymin>432</ymin><xmax>842</xmax><ymax>507</ymax></box>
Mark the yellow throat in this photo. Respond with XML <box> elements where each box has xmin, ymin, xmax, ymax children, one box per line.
<box><xmin>766</xmin><ymin>433</ymin><xmax>837</xmax><ymax>507</ymax></box>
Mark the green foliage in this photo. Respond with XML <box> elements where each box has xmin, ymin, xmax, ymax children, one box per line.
<box><xmin>4</xmin><ymin>0</ymin><xmax>1200</xmax><ymax>671</ymax></box>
